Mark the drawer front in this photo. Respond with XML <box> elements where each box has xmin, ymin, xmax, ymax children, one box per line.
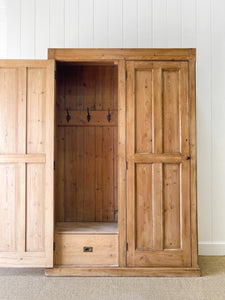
<box><xmin>55</xmin><ymin>234</ymin><xmax>118</xmax><ymax>266</ymax></box>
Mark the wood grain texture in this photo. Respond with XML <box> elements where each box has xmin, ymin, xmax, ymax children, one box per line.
<box><xmin>126</xmin><ymin>60</ymin><xmax>192</xmax><ymax>267</ymax></box>
<box><xmin>55</xmin><ymin>64</ymin><xmax>118</xmax><ymax>223</ymax></box>
<box><xmin>55</xmin><ymin>234</ymin><xmax>118</xmax><ymax>266</ymax></box>
<box><xmin>55</xmin><ymin>222</ymin><xmax>118</xmax><ymax>234</ymax></box>
<box><xmin>46</xmin><ymin>266</ymin><xmax>200</xmax><ymax>277</ymax></box>
<box><xmin>0</xmin><ymin>61</ymin><xmax>54</xmax><ymax>267</ymax></box>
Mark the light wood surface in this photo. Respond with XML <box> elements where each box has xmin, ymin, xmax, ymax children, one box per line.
<box><xmin>48</xmin><ymin>48</ymin><xmax>196</xmax><ymax>61</ymax></box>
<box><xmin>55</xmin><ymin>222</ymin><xmax>118</xmax><ymax>234</ymax></box>
<box><xmin>0</xmin><ymin>60</ymin><xmax>54</xmax><ymax>267</ymax></box>
<box><xmin>46</xmin><ymin>266</ymin><xmax>200</xmax><ymax>277</ymax></box>
<box><xmin>55</xmin><ymin>64</ymin><xmax>118</xmax><ymax>223</ymax></box>
<box><xmin>55</xmin><ymin>234</ymin><xmax>118</xmax><ymax>266</ymax></box>
<box><xmin>126</xmin><ymin>60</ymin><xmax>192</xmax><ymax>267</ymax></box>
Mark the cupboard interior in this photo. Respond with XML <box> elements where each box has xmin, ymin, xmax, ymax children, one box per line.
<box><xmin>54</xmin><ymin>62</ymin><xmax>119</xmax><ymax>258</ymax></box>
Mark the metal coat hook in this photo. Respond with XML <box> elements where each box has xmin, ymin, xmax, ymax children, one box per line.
<box><xmin>66</xmin><ymin>108</ymin><xmax>71</xmax><ymax>123</ymax></box>
<box><xmin>87</xmin><ymin>107</ymin><xmax>91</xmax><ymax>122</ymax></box>
<box><xmin>107</xmin><ymin>108</ymin><xmax>111</xmax><ymax>122</ymax></box>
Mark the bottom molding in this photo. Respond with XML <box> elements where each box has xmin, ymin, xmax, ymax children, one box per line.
<box><xmin>45</xmin><ymin>266</ymin><xmax>201</xmax><ymax>277</ymax></box>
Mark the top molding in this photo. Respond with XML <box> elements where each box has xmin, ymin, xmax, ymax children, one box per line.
<box><xmin>48</xmin><ymin>48</ymin><xmax>196</xmax><ymax>62</ymax></box>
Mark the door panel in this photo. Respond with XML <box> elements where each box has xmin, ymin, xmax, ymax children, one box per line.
<box><xmin>127</xmin><ymin>61</ymin><xmax>191</xmax><ymax>267</ymax></box>
<box><xmin>0</xmin><ymin>61</ymin><xmax>54</xmax><ymax>267</ymax></box>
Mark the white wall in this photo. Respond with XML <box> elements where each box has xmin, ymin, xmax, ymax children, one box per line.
<box><xmin>1</xmin><ymin>0</ymin><xmax>225</xmax><ymax>255</ymax></box>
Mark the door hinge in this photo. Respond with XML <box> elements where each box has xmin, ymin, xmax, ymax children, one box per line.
<box><xmin>125</xmin><ymin>70</ymin><xmax>127</xmax><ymax>80</ymax></box>
<box><xmin>126</xmin><ymin>161</ymin><xmax>128</xmax><ymax>170</ymax></box>
<box><xmin>54</xmin><ymin>161</ymin><xmax>56</xmax><ymax>170</ymax></box>
<box><xmin>54</xmin><ymin>70</ymin><xmax>56</xmax><ymax>79</ymax></box>
<box><xmin>53</xmin><ymin>242</ymin><xmax>55</xmax><ymax>251</ymax></box>
<box><xmin>126</xmin><ymin>243</ymin><xmax>128</xmax><ymax>251</ymax></box>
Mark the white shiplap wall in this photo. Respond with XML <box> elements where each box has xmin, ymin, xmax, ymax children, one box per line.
<box><xmin>1</xmin><ymin>0</ymin><xmax>225</xmax><ymax>255</ymax></box>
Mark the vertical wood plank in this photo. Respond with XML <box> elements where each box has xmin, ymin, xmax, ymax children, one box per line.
<box><xmin>26</xmin><ymin>164</ymin><xmax>45</xmax><ymax>252</ymax></box>
<box><xmin>102</xmin><ymin>66</ymin><xmax>114</xmax><ymax>110</ymax></box>
<box><xmin>55</xmin><ymin>127</ymin><xmax>65</xmax><ymax>221</ymax></box>
<box><xmin>136</xmin><ymin>164</ymin><xmax>153</xmax><ymax>250</ymax></box>
<box><xmin>138</xmin><ymin>0</ymin><xmax>153</xmax><ymax>47</ymax></box>
<box><xmin>84</xmin><ymin>127</ymin><xmax>96</xmax><ymax>221</ymax></box>
<box><xmin>163</xmin><ymin>70</ymin><xmax>180</xmax><ymax>153</ymax></box>
<box><xmin>135</xmin><ymin>70</ymin><xmax>153</xmax><ymax>153</ymax></box>
<box><xmin>102</xmin><ymin>127</ymin><xmax>114</xmax><ymax>221</ymax></box>
<box><xmin>118</xmin><ymin>60</ymin><xmax>126</xmax><ymax>266</ymax></box>
<box><xmin>95</xmin><ymin>66</ymin><xmax>103</xmax><ymax>111</ymax></box>
<box><xmin>49</xmin><ymin>0</ymin><xmax>65</xmax><ymax>48</ymax></box>
<box><xmin>84</xmin><ymin>66</ymin><xmax>96</xmax><ymax>110</ymax></box>
<box><xmin>108</xmin><ymin>0</ymin><xmax>123</xmax><ymax>47</ymax></box>
<box><xmin>21</xmin><ymin>0</ymin><xmax>35</xmax><ymax>58</ymax></box>
<box><xmin>36</xmin><ymin>0</ymin><xmax>50</xmax><ymax>59</ymax></box>
<box><xmin>79</xmin><ymin>0</ymin><xmax>94</xmax><ymax>47</ymax></box>
<box><xmin>123</xmin><ymin>0</ymin><xmax>138</xmax><ymax>47</ymax></box>
<box><xmin>113</xmin><ymin>126</ymin><xmax>118</xmax><ymax>220</ymax></box>
<box><xmin>163</xmin><ymin>164</ymin><xmax>181</xmax><ymax>249</ymax></box>
<box><xmin>27</xmin><ymin>68</ymin><xmax>46</xmax><ymax>154</ymax></box>
<box><xmin>65</xmin><ymin>0</ymin><xmax>79</xmax><ymax>47</ymax></box>
<box><xmin>95</xmin><ymin>127</ymin><xmax>103</xmax><ymax>221</ymax></box>
<box><xmin>93</xmin><ymin>0</ymin><xmax>108</xmax><ymax>47</ymax></box>
<box><xmin>0</xmin><ymin>165</ymin><xmax>16</xmax><ymax>251</ymax></box>
<box><xmin>64</xmin><ymin>127</ymin><xmax>76</xmax><ymax>221</ymax></box>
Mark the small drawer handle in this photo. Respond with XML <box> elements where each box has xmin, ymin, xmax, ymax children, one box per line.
<box><xmin>83</xmin><ymin>246</ymin><xmax>93</xmax><ymax>252</ymax></box>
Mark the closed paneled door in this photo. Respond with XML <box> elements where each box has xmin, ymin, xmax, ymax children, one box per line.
<box><xmin>126</xmin><ymin>61</ymin><xmax>191</xmax><ymax>267</ymax></box>
<box><xmin>0</xmin><ymin>60</ymin><xmax>54</xmax><ymax>267</ymax></box>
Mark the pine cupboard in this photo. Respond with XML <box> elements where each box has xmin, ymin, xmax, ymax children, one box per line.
<box><xmin>0</xmin><ymin>49</ymin><xmax>200</xmax><ymax>276</ymax></box>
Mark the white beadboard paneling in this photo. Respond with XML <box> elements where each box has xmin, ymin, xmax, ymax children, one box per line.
<box><xmin>108</xmin><ymin>0</ymin><xmax>122</xmax><ymax>47</ymax></box>
<box><xmin>137</xmin><ymin>0</ymin><xmax>153</xmax><ymax>47</ymax></box>
<box><xmin>65</xmin><ymin>0</ymin><xmax>79</xmax><ymax>48</ymax></box>
<box><xmin>79</xmin><ymin>0</ymin><xmax>94</xmax><ymax>47</ymax></box>
<box><xmin>6</xmin><ymin>0</ymin><xmax>21</xmax><ymax>58</ymax></box>
<box><xmin>167</xmin><ymin>0</ymin><xmax>181</xmax><ymax>47</ymax></box>
<box><xmin>196</xmin><ymin>0</ymin><xmax>212</xmax><ymax>243</ymax></box>
<box><xmin>36</xmin><ymin>0</ymin><xmax>50</xmax><ymax>59</ymax></box>
<box><xmin>21</xmin><ymin>0</ymin><xmax>35</xmax><ymax>58</ymax></box>
<box><xmin>199</xmin><ymin>243</ymin><xmax>225</xmax><ymax>255</ymax></box>
<box><xmin>0</xmin><ymin>0</ymin><xmax>7</xmax><ymax>58</ymax></box>
<box><xmin>152</xmin><ymin>0</ymin><xmax>167</xmax><ymax>47</ymax></box>
<box><xmin>181</xmin><ymin>0</ymin><xmax>196</xmax><ymax>47</ymax></box>
<box><xmin>123</xmin><ymin>0</ymin><xmax>138</xmax><ymax>48</ymax></box>
<box><xmin>211</xmin><ymin>0</ymin><xmax>225</xmax><ymax>242</ymax></box>
<box><xmin>93</xmin><ymin>0</ymin><xmax>108</xmax><ymax>47</ymax></box>
<box><xmin>50</xmin><ymin>0</ymin><xmax>65</xmax><ymax>48</ymax></box>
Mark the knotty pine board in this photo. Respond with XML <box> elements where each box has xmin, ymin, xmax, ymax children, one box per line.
<box><xmin>55</xmin><ymin>64</ymin><xmax>118</xmax><ymax>222</ymax></box>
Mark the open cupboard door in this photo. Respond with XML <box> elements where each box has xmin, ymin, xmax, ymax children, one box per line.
<box><xmin>0</xmin><ymin>60</ymin><xmax>54</xmax><ymax>267</ymax></box>
<box><xmin>126</xmin><ymin>61</ymin><xmax>191</xmax><ymax>267</ymax></box>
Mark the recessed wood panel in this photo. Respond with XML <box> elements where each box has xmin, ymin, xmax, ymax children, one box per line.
<box><xmin>135</xmin><ymin>164</ymin><xmax>153</xmax><ymax>250</ymax></box>
<box><xmin>163</xmin><ymin>69</ymin><xmax>180</xmax><ymax>153</ymax></box>
<box><xmin>135</xmin><ymin>70</ymin><xmax>153</xmax><ymax>153</ymax></box>
<box><xmin>0</xmin><ymin>165</ymin><xmax>17</xmax><ymax>251</ymax></box>
<box><xmin>26</xmin><ymin>164</ymin><xmax>45</xmax><ymax>252</ymax></box>
<box><xmin>0</xmin><ymin>68</ymin><xmax>25</xmax><ymax>154</ymax></box>
<box><xmin>163</xmin><ymin>163</ymin><xmax>181</xmax><ymax>249</ymax></box>
<box><xmin>27</xmin><ymin>68</ymin><xmax>46</xmax><ymax>154</ymax></box>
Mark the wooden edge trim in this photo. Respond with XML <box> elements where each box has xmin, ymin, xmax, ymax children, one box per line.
<box><xmin>118</xmin><ymin>59</ymin><xmax>126</xmax><ymax>267</ymax></box>
<box><xmin>133</xmin><ymin>154</ymin><xmax>187</xmax><ymax>163</ymax></box>
<box><xmin>45</xmin><ymin>266</ymin><xmax>200</xmax><ymax>277</ymax></box>
<box><xmin>0</xmin><ymin>154</ymin><xmax>46</xmax><ymax>163</ymax></box>
<box><xmin>48</xmin><ymin>49</ymin><xmax>196</xmax><ymax>61</ymax></box>
<box><xmin>189</xmin><ymin>59</ymin><xmax>199</xmax><ymax>268</ymax></box>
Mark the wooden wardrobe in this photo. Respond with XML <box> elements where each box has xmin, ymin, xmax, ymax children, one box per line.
<box><xmin>0</xmin><ymin>49</ymin><xmax>200</xmax><ymax>276</ymax></box>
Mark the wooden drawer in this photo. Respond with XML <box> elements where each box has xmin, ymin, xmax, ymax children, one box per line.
<box><xmin>55</xmin><ymin>234</ymin><xmax>118</xmax><ymax>266</ymax></box>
